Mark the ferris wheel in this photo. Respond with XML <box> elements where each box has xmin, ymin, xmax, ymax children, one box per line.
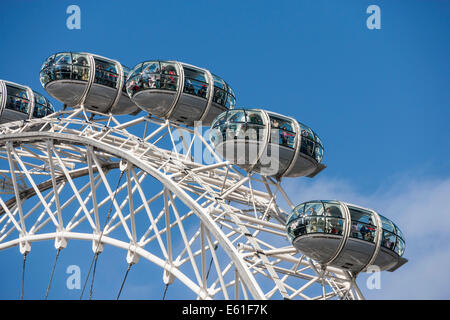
<box><xmin>0</xmin><ymin>52</ymin><xmax>407</xmax><ymax>300</ymax></box>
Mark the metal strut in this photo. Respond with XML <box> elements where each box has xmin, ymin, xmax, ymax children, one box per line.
<box><xmin>20</xmin><ymin>253</ymin><xmax>28</xmax><ymax>300</ymax></box>
<box><xmin>116</xmin><ymin>263</ymin><xmax>133</xmax><ymax>300</ymax></box>
<box><xmin>45</xmin><ymin>248</ymin><xmax>61</xmax><ymax>300</ymax></box>
<box><xmin>80</xmin><ymin>167</ymin><xmax>126</xmax><ymax>300</ymax></box>
<box><xmin>206</xmin><ymin>244</ymin><xmax>219</xmax><ymax>280</ymax></box>
<box><xmin>162</xmin><ymin>283</ymin><xmax>169</xmax><ymax>300</ymax></box>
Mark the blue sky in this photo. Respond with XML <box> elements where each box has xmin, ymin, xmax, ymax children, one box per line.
<box><xmin>0</xmin><ymin>0</ymin><xmax>449</xmax><ymax>299</ymax></box>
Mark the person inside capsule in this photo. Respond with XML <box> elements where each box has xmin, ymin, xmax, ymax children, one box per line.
<box><xmin>40</xmin><ymin>52</ymin><xmax>140</xmax><ymax>115</ymax></box>
<box><xmin>1</xmin><ymin>80</ymin><xmax>56</xmax><ymax>124</ymax></box>
<box><xmin>126</xmin><ymin>61</ymin><xmax>235</xmax><ymax>125</ymax></box>
<box><xmin>286</xmin><ymin>201</ymin><xmax>406</xmax><ymax>272</ymax></box>
<box><xmin>210</xmin><ymin>109</ymin><xmax>325</xmax><ymax>177</ymax></box>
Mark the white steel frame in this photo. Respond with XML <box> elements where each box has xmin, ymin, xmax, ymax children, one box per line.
<box><xmin>0</xmin><ymin>108</ymin><xmax>364</xmax><ymax>300</ymax></box>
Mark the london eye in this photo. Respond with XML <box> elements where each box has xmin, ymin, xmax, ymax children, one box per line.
<box><xmin>0</xmin><ymin>51</ymin><xmax>407</xmax><ymax>300</ymax></box>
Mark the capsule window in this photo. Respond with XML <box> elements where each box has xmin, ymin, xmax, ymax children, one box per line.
<box><xmin>212</xmin><ymin>74</ymin><xmax>226</xmax><ymax>89</ymax></box>
<box><xmin>33</xmin><ymin>103</ymin><xmax>46</xmax><ymax>118</ymax></box>
<box><xmin>41</xmin><ymin>55</ymin><xmax>55</xmax><ymax>70</ymax></box>
<box><xmin>143</xmin><ymin>62</ymin><xmax>160</xmax><ymax>74</ymax></box>
<box><xmin>69</xmin><ymin>53</ymin><xmax>90</xmax><ymax>82</ymax></box>
<box><xmin>34</xmin><ymin>93</ymin><xmax>46</xmax><ymax>106</ymax></box>
<box><xmin>160</xmin><ymin>62</ymin><xmax>178</xmax><ymax>91</ymax></box>
<box><xmin>395</xmin><ymin>237</ymin><xmax>405</xmax><ymax>256</ymax></box>
<box><xmin>213</xmin><ymin>87</ymin><xmax>227</xmax><ymax>106</ymax></box>
<box><xmin>94</xmin><ymin>58</ymin><xmax>119</xmax><ymax>89</ymax></box>
<box><xmin>293</xmin><ymin>204</ymin><xmax>305</xmax><ymax>217</ymax></box>
<box><xmin>140</xmin><ymin>62</ymin><xmax>160</xmax><ymax>89</ymax></box>
<box><xmin>40</xmin><ymin>55</ymin><xmax>56</xmax><ymax>86</ymax></box>
<box><xmin>382</xmin><ymin>230</ymin><xmax>396</xmax><ymax>250</ymax></box>
<box><xmin>269</xmin><ymin>116</ymin><xmax>296</xmax><ymax>148</ymax></box>
<box><xmin>72</xmin><ymin>53</ymin><xmax>89</xmax><ymax>66</ymax></box>
<box><xmin>51</xmin><ymin>53</ymin><xmax>72</xmax><ymax>81</ymax></box>
<box><xmin>246</xmin><ymin>111</ymin><xmax>264</xmax><ymax>125</ymax></box>
<box><xmin>379</xmin><ymin>215</ymin><xmax>395</xmax><ymax>233</ymax></box>
<box><xmin>315</xmin><ymin>145</ymin><xmax>324</xmax><ymax>162</ymax></box>
<box><xmin>211</xmin><ymin>74</ymin><xmax>229</xmax><ymax>107</ymax></box>
<box><xmin>33</xmin><ymin>93</ymin><xmax>48</xmax><ymax>118</ymax></box>
<box><xmin>131</xmin><ymin>61</ymin><xmax>179</xmax><ymax>93</ymax></box>
<box><xmin>298</xmin><ymin>122</ymin><xmax>315</xmax><ymax>157</ymax></box>
<box><xmin>304</xmin><ymin>202</ymin><xmax>324</xmax><ymax>216</ymax></box>
<box><xmin>226</xmin><ymin>87</ymin><xmax>236</xmax><ymax>109</ymax></box>
<box><xmin>393</xmin><ymin>224</ymin><xmax>401</xmax><ymax>237</ymax></box>
<box><xmin>5</xmin><ymin>85</ymin><xmax>30</xmax><ymax>114</ymax></box>
<box><xmin>349</xmin><ymin>207</ymin><xmax>377</xmax><ymax>243</ymax></box>
<box><xmin>183</xmin><ymin>67</ymin><xmax>208</xmax><ymax>99</ymax></box>
<box><xmin>314</xmin><ymin>133</ymin><xmax>324</xmax><ymax>162</ymax></box>
<box><xmin>212</xmin><ymin>112</ymin><xmax>227</xmax><ymax>128</ymax></box>
<box><xmin>161</xmin><ymin>62</ymin><xmax>177</xmax><ymax>75</ymax></box>
<box><xmin>227</xmin><ymin>110</ymin><xmax>246</xmax><ymax>123</ymax></box>
<box><xmin>225</xmin><ymin>94</ymin><xmax>236</xmax><ymax>109</ymax></box>
<box><xmin>323</xmin><ymin>202</ymin><xmax>343</xmax><ymax>218</ymax></box>
<box><xmin>122</xmin><ymin>66</ymin><xmax>130</xmax><ymax>93</ymax></box>
<box><xmin>129</xmin><ymin>63</ymin><xmax>143</xmax><ymax>79</ymax></box>
<box><xmin>55</xmin><ymin>53</ymin><xmax>72</xmax><ymax>65</ymax></box>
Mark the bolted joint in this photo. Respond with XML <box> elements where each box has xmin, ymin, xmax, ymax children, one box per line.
<box><xmin>19</xmin><ymin>239</ymin><xmax>31</xmax><ymax>255</ymax></box>
<box><xmin>163</xmin><ymin>261</ymin><xmax>175</xmax><ymax>285</ymax></box>
<box><xmin>54</xmin><ymin>233</ymin><xmax>68</xmax><ymax>250</ymax></box>
<box><xmin>92</xmin><ymin>232</ymin><xmax>104</xmax><ymax>254</ymax></box>
<box><xmin>126</xmin><ymin>244</ymin><xmax>140</xmax><ymax>265</ymax></box>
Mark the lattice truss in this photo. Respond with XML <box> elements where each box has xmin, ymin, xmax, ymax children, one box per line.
<box><xmin>0</xmin><ymin>109</ymin><xmax>364</xmax><ymax>300</ymax></box>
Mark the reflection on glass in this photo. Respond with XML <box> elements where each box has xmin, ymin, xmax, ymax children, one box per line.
<box><xmin>5</xmin><ymin>85</ymin><xmax>30</xmax><ymax>114</ymax></box>
<box><xmin>122</xmin><ymin>66</ymin><xmax>130</xmax><ymax>93</ymax></box>
<box><xmin>183</xmin><ymin>66</ymin><xmax>208</xmax><ymax>98</ymax></box>
<box><xmin>270</xmin><ymin>116</ymin><xmax>296</xmax><ymax>148</ymax></box>
<box><xmin>40</xmin><ymin>53</ymin><xmax>78</xmax><ymax>85</ymax></box>
<box><xmin>40</xmin><ymin>52</ymin><xmax>129</xmax><ymax>91</ymax></box>
<box><xmin>210</xmin><ymin>110</ymin><xmax>266</xmax><ymax>147</ymax></box>
<box><xmin>287</xmin><ymin>202</ymin><xmax>405</xmax><ymax>257</ymax></box>
<box><xmin>126</xmin><ymin>61</ymin><xmax>179</xmax><ymax>97</ymax></box>
<box><xmin>31</xmin><ymin>91</ymin><xmax>54</xmax><ymax>118</ymax></box>
<box><xmin>348</xmin><ymin>207</ymin><xmax>377</xmax><ymax>243</ymax></box>
<box><xmin>94</xmin><ymin>58</ymin><xmax>119</xmax><ymax>88</ymax></box>
<box><xmin>211</xmin><ymin>73</ymin><xmax>236</xmax><ymax>109</ymax></box>
<box><xmin>287</xmin><ymin>201</ymin><xmax>346</xmax><ymax>241</ymax></box>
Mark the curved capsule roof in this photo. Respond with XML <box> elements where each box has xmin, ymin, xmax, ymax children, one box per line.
<box><xmin>0</xmin><ymin>80</ymin><xmax>55</xmax><ymax>125</ymax></box>
<box><xmin>40</xmin><ymin>52</ymin><xmax>140</xmax><ymax>115</ymax></box>
<box><xmin>286</xmin><ymin>200</ymin><xmax>407</xmax><ymax>273</ymax></box>
<box><xmin>126</xmin><ymin>60</ymin><xmax>236</xmax><ymax>125</ymax></box>
<box><xmin>210</xmin><ymin>109</ymin><xmax>326</xmax><ymax>178</ymax></box>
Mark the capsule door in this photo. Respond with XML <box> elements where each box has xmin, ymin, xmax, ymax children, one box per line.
<box><xmin>250</xmin><ymin>113</ymin><xmax>297</xmax><ymax>177</ymax></box>
<box><xmin>83</xmin><ymin>57</ymin><xmax>120</xmax><ymax>112</ymax></box>
<box><xmin>328</xmin><ymin>206</ymin><xmax>379</xmax><ymax>272</ymax></box>
<box><xmin>170</xmin><ymin>65</ymin><xmax>210</xmax><ymax>124</ymax></box>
